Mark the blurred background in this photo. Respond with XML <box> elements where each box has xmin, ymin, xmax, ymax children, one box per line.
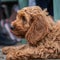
<box><xmin>0</xmin><ymin>0</ymin><xmax>59</xmax><ymax>46</ymax></box>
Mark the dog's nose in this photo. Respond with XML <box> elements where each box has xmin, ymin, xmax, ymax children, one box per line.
<box><xmin>10</xmin><ymin>24</ymin><xmax>14</xmax><ymax>30</ymax></box>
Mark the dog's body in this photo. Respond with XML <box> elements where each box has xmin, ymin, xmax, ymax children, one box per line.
<box><xmin>2</xmin><ymin>6</ymin><xmax>60</xmax><ymax>60</ymax></box>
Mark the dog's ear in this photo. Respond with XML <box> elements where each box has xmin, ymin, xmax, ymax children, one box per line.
<box><xmin>25</xmin><ymin>14</ymin><xmax>49</xmax><ymax>45</ymax></box>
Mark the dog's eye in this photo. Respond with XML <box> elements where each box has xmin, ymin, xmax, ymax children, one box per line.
<box><xmin>22</xmin><ymin>16</ymin><xmax>27</xmax><ymax>24</ymax></box>
<box><xmin>22</xmin><ymin>16</ymin><xmax>26</xmax><ymax>21</ymax></box>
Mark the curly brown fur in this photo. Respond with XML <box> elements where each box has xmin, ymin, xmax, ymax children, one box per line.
<box><xmin>25</xmin><ymin>14</ymin><xmax>49</xmax><ymax>45</ymax></box>
<box><xmin>2</xmin><ymin>44</ymin><xmax>27</xmax><ymax>54</ymax></box>
<box><xmin>2</xmin><ymin>6</ymin><xmax>60</xmax><ymax>60</ymax></box>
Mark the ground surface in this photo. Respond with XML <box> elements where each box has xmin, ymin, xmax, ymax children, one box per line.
<box><xmin>0</xmin><ymin>46</ymin><xmax>6</xmax><ymax>60</ymax></box>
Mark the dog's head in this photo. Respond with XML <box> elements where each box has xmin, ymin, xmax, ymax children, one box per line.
<box><xmin>11</xmin><ymin>6</ymin><xmax>42</xmax><ymax>38</ymax></box>
<box><xmin>11</xmin><ymin>6</ymin><xmax>54</xmax><ymax>45</ymax></box>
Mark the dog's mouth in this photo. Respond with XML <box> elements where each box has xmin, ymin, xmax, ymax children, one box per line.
<box><xmin>11</xmin><ymin>30</ymin><xmax>25</xmax><ymax>38</ymax></box>
<box><xmin>10</xmin><ymin>23</ymin><xmax>29</xmax><ymax>38</ymax></box>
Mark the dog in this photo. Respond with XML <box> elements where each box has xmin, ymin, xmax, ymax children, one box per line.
<box><xmin>2</xmin><ymin>6</ymin><xmax>60</xmax><ymax>60</ymax></box>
